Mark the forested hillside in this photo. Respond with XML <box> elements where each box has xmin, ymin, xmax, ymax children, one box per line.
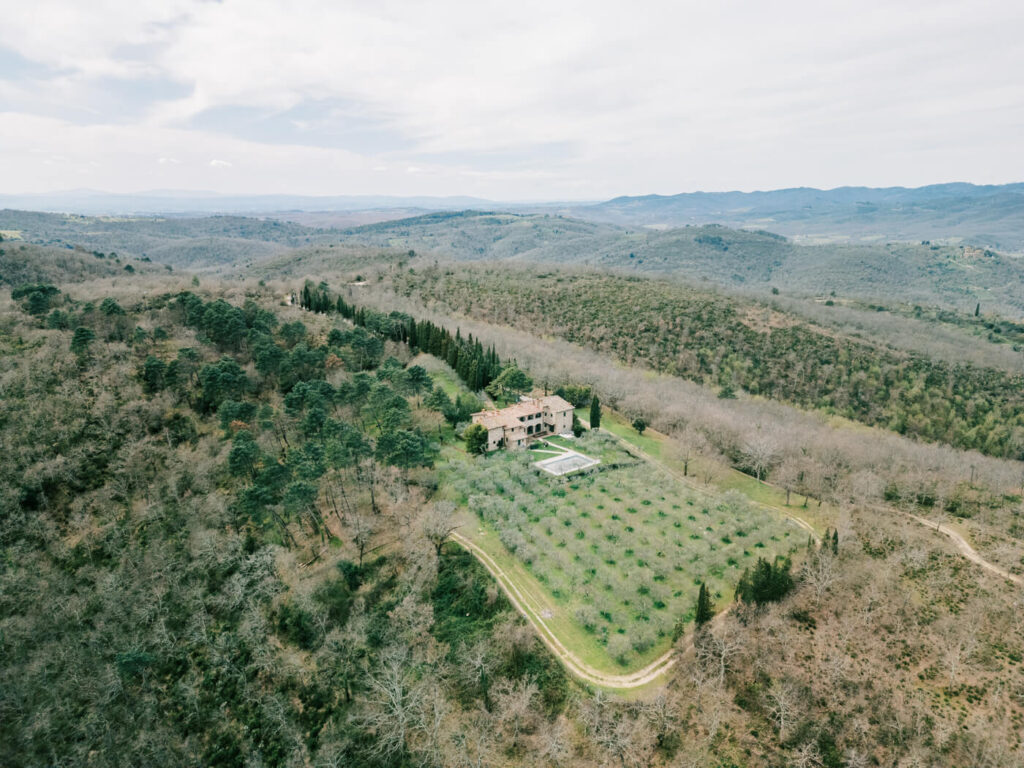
<box><xmin>0</xmin><ymin>210</ymin><xmax>335</xmax><ymax>268</ymax></box>
<box><xmin>389</xmin><ymin>265</ymin><xmax>1024</xmax><ymax>459</ymax></box>
<box><xmin>0</xmin><ymin>276</ymin><xmax>568</xmax><ymax>766</ymax></box>
<box><xmin>7</xmin><ymin>205</ymin><xmax>1024</xmax><ymax>316</ymax></box>
<box><xmin>0</xmin><ymin>240</ymin><xmax>159</xmax><ymax>286</ymax></box>
<box><xmin>336</xmin><ymin>211</ymin><xmax>1024</xmax><ymax>316</ymax></box>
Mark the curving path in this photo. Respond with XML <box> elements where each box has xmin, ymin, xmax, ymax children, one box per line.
<box><xmin>452</xmin><ymin>531</ymin><xmax>679</xmax><ymax>688</ymax></box>
<box><xmin>904</xmin><ymin>512</ymin><xmax>1022</xmax><ymax>586</ymax></box>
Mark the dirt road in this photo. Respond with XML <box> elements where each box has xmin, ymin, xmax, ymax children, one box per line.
<box><xmin>452</xmin><ymin>532</ymin><xmax>679</xmax><ymax>688</ymax></box>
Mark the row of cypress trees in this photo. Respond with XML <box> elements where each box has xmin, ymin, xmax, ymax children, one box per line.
<box><xmin>298</xmin><ymin>280</ymin><xmax>505</xmax><ymax>393</ymax></box>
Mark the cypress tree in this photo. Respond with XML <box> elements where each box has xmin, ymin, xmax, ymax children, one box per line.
<box><xmin>695</xmin><ymin>582</ymin><xmax>713</xmax><ymax>627</ymax></box>
<box><xmin>589</xmin><ymin>395</ymin><xmax>601</xmax><ymax>429</ymax></box>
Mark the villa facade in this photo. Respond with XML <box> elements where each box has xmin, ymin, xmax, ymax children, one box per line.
<box><xmin>471</xmin><ymin>395</ymin><xmax>575</xmax><ymax>451</ymax></box>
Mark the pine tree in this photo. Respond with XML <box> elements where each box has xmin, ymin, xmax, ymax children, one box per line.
<box><xmin>695</xmin><ymin>582</ymin><xmax>713</xmax><ymax>627</ymax></box>
<box><xmin>70</xmin><ymin>326</ymin><xmax>96</xmax><ymax>359</ymax></box>
<box><xmin>589</xmin><ymin>395</ymin><xmax>601</xmax><ymax>429</ymax></box>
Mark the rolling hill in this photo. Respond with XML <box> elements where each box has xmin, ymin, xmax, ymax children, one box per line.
<box><xmin>334</xmin><ymin>211</ymin><xmax>1024</xmax><ymax>317</ymax></box>
<box><xmin>556</xmin><ymin>182</ymin><xmax>1024</xmax><ymax>253</ymax></box>
<box><xmin>0</xmin><ymin>209</ymin><xmax>336</xmax><ymax>268</ymax></box>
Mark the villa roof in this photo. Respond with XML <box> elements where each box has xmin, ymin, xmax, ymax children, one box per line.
<box><xmin>474</xmin><ymin>412</ymin><xmax>515</xmax><ymax>430</ymax></box>
<box><xmin>502</xmin><ymin>400</ymin><xmax>543</xmax><ymax>418</ymax></box>
<box><xmin>538</xmin><ymin>394</ymin><xmax>573</xmax><ymax>412</ymax></box>
<box><xmin>472</xmin><ymin>395</ymin><xmax>574</xmax><ymax>432</ymax></box>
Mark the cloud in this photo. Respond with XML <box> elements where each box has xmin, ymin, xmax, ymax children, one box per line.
<box><xmin>208</xmin><ymin>158</ymin><xmax>232</xmax><ymax>168</ymax></box>
<box><xmin>157</xmin><ymin>156</ymin><xmax>181</xmax><ymax>164</ymax></box>
<box><xmin>0</xmin><ymin>1</ymin><xmax>1022</xmax><ymax>197</ymax></box>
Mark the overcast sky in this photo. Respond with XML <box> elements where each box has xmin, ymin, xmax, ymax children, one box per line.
<box><xmin>1</xmin><ymin>0</ymin><xmax>1022</xmax><ymax>200</ymax></box>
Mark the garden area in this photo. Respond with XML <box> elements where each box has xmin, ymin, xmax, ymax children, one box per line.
<box><xmin>442</xmin><ymin>430</ymin><xmax>803</xmax><ymax>668</ymax></box>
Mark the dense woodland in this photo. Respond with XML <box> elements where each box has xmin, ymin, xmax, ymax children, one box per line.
<box><xmin>3</xmin><ymin>230</ymin><xmax>1024</xmax><ymax>767</ymax></box>
<box><xmin>0</xmin><ymin>275</ymin><xmax>577</xmax><ymax>766</ymax></box>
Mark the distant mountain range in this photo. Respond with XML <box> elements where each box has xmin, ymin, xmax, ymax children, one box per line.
<box><xmin>3</xmin><ymin>182</ymin><xmax>1024</xmax><ymax>251</ymax></box>
<box><xmin>0</xmin><ymin>189</ymin><xmax>498</xmax><ymax>216</ymax></box>
<box><xmin>550</xmin><ymin>183</ymin><xmax>1024</xmax><ymax>253</ymax></box>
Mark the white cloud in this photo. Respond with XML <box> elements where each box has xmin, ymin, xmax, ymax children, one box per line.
<box><xmin>0</xmin><ymin>0</ymin><xmax>1022</xmax><ymax>197</ymax></box>
<box><xmin>157</xmin><ymin>157</ymin><xmax>181</xmax><ymax>165</ymax></box>
<box><xmin>208</xmin><ymin>158</ymin><xmax>232</xmax><ymax>168</ymax></box>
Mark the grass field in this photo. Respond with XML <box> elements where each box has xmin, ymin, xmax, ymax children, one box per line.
<box><xmin>442</xmin><ymin>429</ymin><xmax>803</xmax><ymax>668</ymax></box>
<box><xmin>544</xmin><ymin>435</ymin><xmax>578</xmax><ymax>450</ymax></box>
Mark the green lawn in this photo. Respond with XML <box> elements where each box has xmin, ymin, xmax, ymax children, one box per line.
<box><xmin>544</xmin><ymin>435</ymin><xmax>579</xmax><ymax>450</ymax></box>
<box><xmin>529</xmin><ymin>449</ymin><xmax>563</xmax><ymax>460</ymax></box>
<box><xmin>441</xmin><ymin>430</ymin><xmax>802</xmax><ymax>669</ymax></box>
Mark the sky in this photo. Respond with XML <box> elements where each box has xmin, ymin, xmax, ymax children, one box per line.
<box><xmin>1</xmin><ymin>0</ymin><xmax>1022</xmax><ymax>200</ymax></box>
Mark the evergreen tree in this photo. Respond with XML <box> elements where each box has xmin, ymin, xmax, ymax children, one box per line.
<box><xmin>589</xmin><ymin>395</ymin><xmax>601</xmax><ymax>429</ymax></box>
<box><xmin>735</xmin><ymin>556</ymin><xmax>794</xmax><ymax>605</ymax></box>
<box><xmin>70</xmin><ymin>326</ymin><xmax>95</xmax><ymax>359</ymax></box>
<box><xmin>485</xmin><ymin>364</ymin><xmax>533</xmax><ymax>402</ymax></box>
<box><xmin>464</xmin><ymin>423</ymin><xmax>489</xmax><ymax>455</ymax></box>
<box><xmin>374</xmin><ymin>429</ymin><xmax>434</xmax><ymax>469</ymax></box>
<box><xmin>424</xmin><ymin>386</ymin><xmax>453</xmax><ymax>413</ymax></box>
<box><xmin>141</xmin><ymin>355</ymin><xmax>167</xmax><ymax>394</ymax></box>
<box><xmin>695</xmin><ymin>582</ymin><xmax>714</xmax><ymax>627</ymax></box>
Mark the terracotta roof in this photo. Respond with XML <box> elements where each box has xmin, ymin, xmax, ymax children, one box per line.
<box><xmin>473</xmin><ymin>412</ymin><xmax>511</xmax><ymax>430</ymax></box>
<box><xmin>502</xmin><ymin>401</ymin><xmax>543</xmax><ymax>419</ymax></box>
<box><xmin>538</xmin><ymin>395</ymin><xmax>573</xmax><ymax>412</ymax></box>
<box><xmin>472</xmin><ymin>395</ymin><xmax>573</xmax><ymax>433</ymax></box>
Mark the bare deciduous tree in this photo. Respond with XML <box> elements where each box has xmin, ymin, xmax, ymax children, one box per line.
<box><xmin>347</xmin><ymin>513</ymin><xmax>378</xmax><ymax>568</ymax></box>
<box><xmin>491</xmin><ymin>676</ymin><xmax>539</xmax><ymax>749</ymax></box>
<box><xmin>764</xmin><ymin>677</ymin><xmax>802</xmax><ymax>742</ymax></box>
<box><xmin>353</xmin><ymin>650</ymin><xmax>421</xmax><ymax>763</ymax></box>
<box><xmin>741</xmin><ymin>430</ymin><xmax>781</xmax><ymax>483</ymax></box>
<box><xmin>535</xmin><ymin>714</ymin><xmax>573</xmax><ymax>767</ymax></box>
<box><xmin>802</xmin><ymin>548</ymin><xmax>836</xmax><ymax>600</ymax></box>
<box><xmin>422</xmin><ymin>501</ymin><xmax>459</xmax><ymax>557</ymax></box>
<box><xmin>695</xmin><ymin>618</ymin><xmax>746</xmax><ymax>686</ymax></box>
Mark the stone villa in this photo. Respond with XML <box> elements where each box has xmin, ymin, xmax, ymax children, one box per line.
<box><xmin>471</xmin><ymin>395</ymin><xmax>575</xmax><ymax>451</ymax></box>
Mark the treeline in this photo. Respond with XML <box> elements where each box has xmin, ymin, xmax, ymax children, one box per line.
<box><xmin>299</xmin><ymin>280</ymin><xmax>505</xmax><ymax>392</ymax></box>
<box><xmin>393</xmin><ymin>267</ymin><xmax>1024</xmax><ymax>460</ymax></box>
